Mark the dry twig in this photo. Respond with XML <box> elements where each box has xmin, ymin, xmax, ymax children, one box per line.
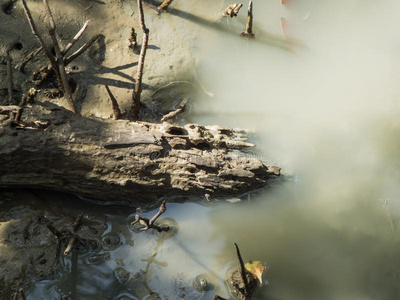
<box><xmin>131</xmin><ymin>200</ymin><xmax>169</xmax><ymax>232</ymax></box>
<box><xmin>161</xmin><ymin>98</ymin><xmax>188</xmax><ymax>122</ymax></box>
<box><xmin>18</xmin><ymin>46</ymin><xmax>43</xmax><ymax>72</ymax></box>
<box><xmin>240</xmin><ymin>1</ymin><xmax>255</xmax><ymax>39</ymax></box>
<box><xmin>21</xmin><ymin>0</ymin><xmax>62</xmax><ymax>89</ymax></box>
<box><xmin>130</xmin><ymin>0</ymin><xmax>149</xmax><ymax>121</ymax></box>
<box><xmin>62</xmin><ymin>20</ymin><xmax>90</xmax><ymax>56</ymax></box>
<box><xmin>64</xmin><ymin>215</ymin><xmax>83</xmax><ymax>255</ymax></box>
<box><xmin>158</xmin><ymin>0</ymin><xmax>174</xmax><ymax>12</ymax></box>
<box><xmin>105</xmin><ymin>85</ymin><xmax>122</xmax><ymax>119</ymax></box>
<box><xmin>64</xmin><ymin>34</ymin><xmax>100</xmax><ymax>66</ymax></box>
<box><xmin>223</xmin><ymin>3</ymin><xmax>243</xmax><ymax>18</ymax></box>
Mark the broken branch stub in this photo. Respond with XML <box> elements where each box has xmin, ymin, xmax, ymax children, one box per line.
<box><xmin>158</xmin><ymin>0</ymin><xmax>174</xmax><ymax>12</ymax></box>
<box><xmin>131</xmin><ymin>200</ymin><xmax>169</xmax><ymax>232</ymax></box>
<box><xmin>223</xmin><ymin>3</ymin><xmax>243</xmax><ymax>18</ymax></box>
<box><xmin>241</xmin><ymin>1</ymin><xmax>255</xmax><ymax>39</ymax></box>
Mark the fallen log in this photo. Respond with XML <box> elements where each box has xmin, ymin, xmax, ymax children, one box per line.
<box><xmin>0</xmin><ymin>102</ymin><xmax>280</xmax><ymax>205</ymax></box>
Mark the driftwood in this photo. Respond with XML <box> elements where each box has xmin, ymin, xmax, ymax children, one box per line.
<box><xmin>0</xmin><ymin>102</ymin><xmax>280</xmax><ymax>204</ymax></box>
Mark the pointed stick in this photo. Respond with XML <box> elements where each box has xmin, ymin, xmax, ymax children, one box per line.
<box><xmin>234</xmin><ymin>242</ymin><xmax>249</xmax><ymax>294</ymax></box>
<box><xmin>241</xmin><ymin>1</ymin><xmax>255</xmax><ymax>39</ymax></box>
<box><xmin>105</xmin><ymin>85</ymin><xmax>122</xmax><ymax>119</ymax></box>
<box><xmin>43</xmin><ymin>0</ymin><xmax>76</xmax><ymax>113</ymax></box>
<box><xmin>130</xmin><ymin>0</ymin><xmax>149</xmax><ymax>121</ymax></box>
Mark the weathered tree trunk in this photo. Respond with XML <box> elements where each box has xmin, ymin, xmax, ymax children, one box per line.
<box><xmin>0</xmin><ymin>102</ymin><xmax>280</xmax><ymax>205</ymax></box>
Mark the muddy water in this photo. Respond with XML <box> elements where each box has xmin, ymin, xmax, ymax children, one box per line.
<box><xmin>5</xmin><ymin>0</ymin><xmax>400</xmax><ymax>299</ymax></box>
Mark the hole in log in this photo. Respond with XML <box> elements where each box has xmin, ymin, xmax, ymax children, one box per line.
<box><xmin>2</xmin><ymin>1</ymin><xmax>15</xmax><ymax>14</ymax></box>
<box><xmin>166</xmin><ymin>126</ymin><xmax>188</xmax><ymax>136</ymax></box>
<box><xmin>69</xmin><ymin>78</ymin><xmax>77</xmax><ymax>93</ymax></box>
<box><xmin>13</xmin><ymin>42</ymin><xmax>23</xmax><ymax>50</ymax></box>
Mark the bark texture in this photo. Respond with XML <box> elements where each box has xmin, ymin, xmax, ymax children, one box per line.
<box><xmin>0</xmin><ymin>102</ymin><xmax>280</xmax><ymax>204</ymax></box>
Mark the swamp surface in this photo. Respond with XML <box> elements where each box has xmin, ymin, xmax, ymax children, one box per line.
<box><xmin>1</xmin><ymin>0</ymin><xmax>400</xmax><ymax>299</ymax></box>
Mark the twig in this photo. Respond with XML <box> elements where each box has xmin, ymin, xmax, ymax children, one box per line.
<box><xmin>64</xmin><ymin>34</ymin><xmax>100</xmax><ymax>66</ymax></box>
<box><xmin>234</xmin><ymin>242</ymin><xmax>248</xmax><ymax>294</ymax></box>
<box><xmin>161</xmin><ymin>98</ymin><xmax>188</xmax><ymax>122</ymax></box>
<box><xmin>240</xmin><ymin>1</ymin><xmax>255</xmax><ymax>39</ymax></box>
<box><xmin>131</xmin><ymin>200</ymin><xmax>169</xmax><ymax>232</ymax></box>
<box><xmin>18</xmin><ymin>46</ymin><xmax>43</xmax><ymax>72</ymax></box>
<box><xmin>158</xmin><ymin>0</ymin><xmax>174</xmax><ymax>12</ymax></box>
<box><xmin>149</xmin><ymin>200</ymin><xmax>167</xmax><ymax>226</ymax></box>
<box><xmin>130</xmin><ymin>0</ymin><xmax>149</xmax><ymax>121</ymax></box>
<box><xmin>105</xmin><ymin>85</ymin><xmax>122</xmax><ymax>120</ymax></box>
<box><xmin>43</xmin><ymin>0</ymin><xmax>76</xmax><ymax>113</ymax></box>
<box><xmin>64</xmin><ymin>215</ymin><xmax>83</xmax><ymax>255</ymax></box>
<box><xmin>6</xmin><ymin>48</ymin><xmax>13</xmax><ymax>104</ymax></box>
<box><xmin>0</xmin><ymin>105</ymin><xmax>20</xmax><ymax>113</ymax></box>
<box><xmin>62</xmin><ymin>20</ymin><xmax>90</xmax><ymax>56</ymax></box>
<box><xmin>64</xmin><ymin>235</ymin><xmax>77</xmax><ymax>255</ymax></box>
<box><xmin>223</xmin><ymin>3</ymin><xmax>243</xmax><ymax>18</ymax></box>
<box><xmin>128</xmin><ymin>27</ymin><xmax>137</xmax><ymax>50</ymax></box>
<box><xmin>21</xmin><ymin>0</ymin><xmax>62</xmax><ymax>90</ymax></box>
<box><xmin>19</xmin><ymin>288</ymin><xmax>26</xmax><ymax>300</ymax></box>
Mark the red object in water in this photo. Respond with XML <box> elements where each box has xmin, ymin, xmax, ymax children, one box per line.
<box><xmin>280</xmin><ymin>0</ymin><xmax>288</xmax><ymax>5</ymax></box>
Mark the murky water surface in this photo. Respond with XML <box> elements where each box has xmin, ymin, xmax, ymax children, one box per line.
<box><xmin>24</xmin><ymin>0</ymin><xmax>400</xmax><ymax>299</ymax></box>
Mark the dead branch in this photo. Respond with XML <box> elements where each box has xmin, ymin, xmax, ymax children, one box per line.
<box><xmin>0</xmin><ymin>105</ymin><xmax>20</xmax><ymax>113</ymax></box>
<box><xmin>131</xmin><ymin>200</ymin><xmax>169</xmax><ymax>232</ymax></box>
<box><xmin>161</xmin><ymin>98</ymin><xmax>188</xmax><ymax>122</ymax></box>
<box><xmin>13</xmin><ymin>288</ymin><xmax>26</xmax><ymax>300</ymax></box>
<box><xmin>105</xmin><ymin>85</ymin><xmax>122</xmax><ymax>120</ymax></box>
<box><xmin>234</xmin><ymin>242</ymin><xmax>249</xmax><ymax>294</ymax></box>
<box><xmin>6</xmin><ymin>48</ymin><xmax>13</xmax><ymax>104</ymax></box>
<box><xmin>130</xmin><ymin>0</ymin><xmax>149</xmax><ymax>121</ymax></box>
<box><xmin>158</xmin><ymin>0</ymin><xmax>174</xmax><ymax>12</ymax></box>
<box><xmin>21</xmin><ymin>0</ymin><xmax>62</xmax><ymax>90</ymax></box>
<box><xmin>18</xmin><ymin>46</ymin><xmax>43</xmax><ymax>72</ymax></box>
<box><xmin>64</xmin><ymin>214</ymin><xmax>83</xmax><ymax>255</ymax></box>
<box><xmin>223</xmin><ymin>3</ymin><xmax>243</xmax><ymax>18</ymax></box>
<box><xmin>240</xmin><ymin>1</ymin><xmax>255</xmax><ymax>39</ymax></box>
<box><xmin>64</xmin><ymin>34</ymin><xmax>100</xmax><ymax>66</ymax></box>
<box><xmin>62</xmin><ymin>20</ymin><xmax>90</xmax><ymax>56</ymax></box>
<box><xmin>43</xmin><ymin>0</ymin><xmax>76</xmax><ymax>113</ymax></box>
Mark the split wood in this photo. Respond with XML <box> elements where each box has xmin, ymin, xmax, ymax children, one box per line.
<box><xmin>105</xmin><ymin>85</ymin><xmax>122</xmax><ymax>119</ymax></box>
<box><xmin>223</xmin><ymin>3</ymin><xmax>243</xmax><ymax>18</ymax></box>
<box><xmin>161</xmin><ymin>98</ymin><xmax>188</xmax><ymax>122</ymax></box>
<box><xmin>241</xmin><ymin>1</ymin><xmax>255</xmax><ymax>39</ymax></box>
<box><xmin>131</xmin><ymin>200</ymin><xmax>169</xmax><ymax>232</ymax></box>
<box><xmin>130</xmin><ymin>0</ymin><xmax>149</xmax><ymax>121</ymax></box>
<box><xmin>158</xmin><ymin>0</ymin><xmax>174</xmax><ymax>12</ymax></box>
